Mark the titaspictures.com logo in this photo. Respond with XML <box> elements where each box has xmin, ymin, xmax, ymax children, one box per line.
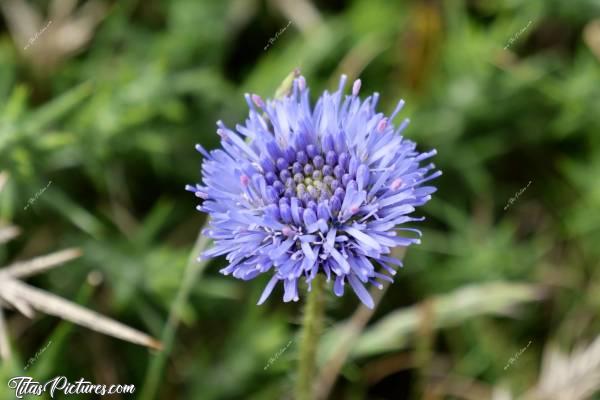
<box><xmin>8</xmin><ymin>376</ymin><xmax>135</xmax><ymax>398</ymax></box>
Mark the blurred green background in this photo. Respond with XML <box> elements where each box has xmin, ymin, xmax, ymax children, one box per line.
<box><xmin>1</xmin><ymin>0</ymin><xmax>599</xmax><ymax>399</ymax></box>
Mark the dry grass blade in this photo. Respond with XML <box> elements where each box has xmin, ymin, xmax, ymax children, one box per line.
<box><xmin>273</xmin><ymin>0</ymin><xmax>322</xmax><ymax>33</ymax></box>
<box><xmin>491</xmin><ymin>386</ymin><xmax>514</xmax><ymax>400</ymax></box>
<box><xmin>524</xmin><ymin>334</ymin><xmax>600</xmax><ymax>400</ymax></box>
<box><xmin>318</xmin><ymin>281</ymin><xmax>545</xmax><ymax>365</ymax></box>
<box><xmin>583</xmin><ymin>19</ymin><xmax>600</xmax><ymax>62</ymax></box>
<box><xmin>0</xmin><ymin>286</ymin><xmax>35</xmax><ymax>318</ymax></box>
<box><xmin>1</xmin><ymin>279</ymin><xmax>162</xmax><ymax>351</ymax></box>
<box><xmin>2</xmin><ymin>247</ymin><xmax>82</xmax><ymax>278</ymax></box>
<box><xmin>0</xmin><ymin>226</ymin><xmax>21</xmax><ymax>245</ymax></box>
<box><xmin>0</xmin><ymin>0</ymin><xmax>107</xmax><ymax>73</ymax></box>
<box><xmin>0</xmin><ymin>172</ymin><xmax>8</xmax><ymax>192</ymax></box>
<box><xmin>0</xmin><ymin>308</ymin><xmax>11</xmax><ymax>360</ymax></box>
<box><xmin>0</xmin><ymin>0</ymin><xmax>41</xmax><ymax>45</ymax></box>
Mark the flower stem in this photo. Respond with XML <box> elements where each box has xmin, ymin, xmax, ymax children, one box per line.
<box><xmin>296</xmin><ymin>274</ymin><xmax>325</xmax><ymax>400</ymax></box>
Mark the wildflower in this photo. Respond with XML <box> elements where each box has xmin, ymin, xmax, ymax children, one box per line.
<box><xmin>189</xmin><ymin>75</ymin><xmax>440</xmax><ymax>308</ymax></box>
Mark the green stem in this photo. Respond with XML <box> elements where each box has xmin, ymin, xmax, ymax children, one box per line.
<box><xmin>139</xmin><ymin>233</ymin><xmax>211</xmax><ymax>400</ymax></box>
<box><xmin>296</xmin><ymin>274</ymin><xmax>325</xmax><ymax>400</ymax></box>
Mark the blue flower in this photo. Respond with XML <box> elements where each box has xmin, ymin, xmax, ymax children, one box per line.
<box><xmin>188</xmin><ymin>75</ymin><xmax>440</xmax><ymax>308</ymax></box>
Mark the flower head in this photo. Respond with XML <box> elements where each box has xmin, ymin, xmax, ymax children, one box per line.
<box><xmin>188</xmin><ymin>75</ymin><xmax>440</xmax><ymax>308</ymax></box>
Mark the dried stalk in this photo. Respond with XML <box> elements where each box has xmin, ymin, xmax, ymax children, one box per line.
<box><xmin>1</xmin><ymin>248</ymin><xmax>82</xmax><ymax>279</ymax></box>
<box><xmin>0</xmin><ymin>279</ymin><xmax>162</xmax><ymax>350</ymax></box>
<box><xmin>0</xmin><ymin>308</ymin><xmax>11</xmax><ymax>360</ymax></box>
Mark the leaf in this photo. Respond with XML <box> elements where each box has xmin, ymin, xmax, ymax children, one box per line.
<box><xmin>320</xmin><ymin>281</ymin><xmax>545</xmax><ymax>361</ymax></box>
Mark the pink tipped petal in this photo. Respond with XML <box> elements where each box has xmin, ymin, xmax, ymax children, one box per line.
<box><xmin>352</xmin><ymin>79</ymin><xmax>361</xmax><ymax>96</ymax></box>
<box><xmin>377</xmin><ymin>118</ymin><xmax>388</xmax><ymax>133</ymax></box>
<box><xmin>251</xmin><ymin>94</ymin><xmax>264</xmax><ymax>108</ymax></box>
